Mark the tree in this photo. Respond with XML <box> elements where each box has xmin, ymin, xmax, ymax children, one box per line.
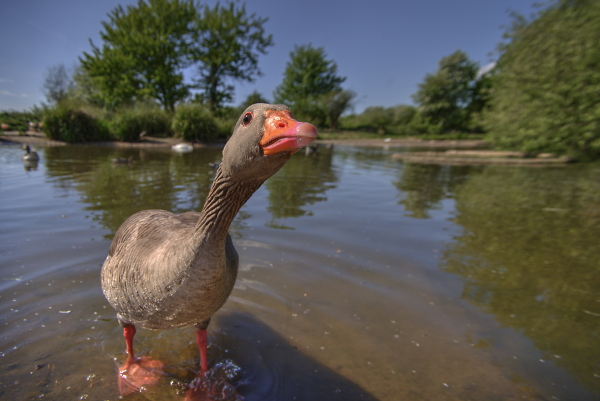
<box><xmin>393</xmin><ymin>105</ymin><xmax>417</xmax><ymax>126</ymax></box>
<box><xmin>320</xmin><ymin>89</ymin><xmax>356</xmax><ymax>129</ymax></box>
<box><xmin>412</xmin><ymin>50</ymin><xmax>480</xmax><ymax>133</ymax></box>
<box><xmin>360</xmin><ymin>106</ymin><xmax>395</xmax><ymax>134</ymax></box>
<box><xmin>192</xmin><ymin>2</ymin><xmax>273</xmax><ymax>112</ymax></box>
<box><xmin>68</xmin><ymin>65</ymin><xmax>105</xmax><ymax>107</ymax></box>
<box><xmin>273</xmin><ymin>44</ymin><xmax>346</xmax><ymax>125</ymax></box>
<box><xmin>238</xmin><ymin>90</ymin><xmax>269</xmax><ymax>110</ymax></box>
<box><xmin>80</xmin><ymin>0</ymin><xmax>197</xmax><ymax>111</ymax></box>
<box><xmin>484</xmin><ymin>0</ymin><xmax>600</xmax><ymax>158</ymax></box>
<box><xmin>42</xmin><ymin>64</ymin><xmax>74</xmax><ymax>104</ymax></box>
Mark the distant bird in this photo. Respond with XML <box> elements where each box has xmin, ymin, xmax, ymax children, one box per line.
<box><xmin>112</xmin><ymin>156</ymin><xmax>134</xmax><ymax>164</ymax></box>
<box><xmin>172</xmin><ymin>143</ymin><xmax>194</xmax><ymax>153</ymax></box>
<box><xmin>22</xmin><ymin>145</ymin><xmax>39</xmax><ymax>161</ymax></box>
<box><xmin>304</xmin><ymin>144</ymin><xmax>318</xmax><ymax>156</ymax></box>
<box><xmin>139</xmin><ymin>131</ymin><xmax>147</xmax><ymax>140</ymax></box>
<box><xmin>100</xmin><ymin>104</ymin><xmax>318</xmax><ymax>397</ymax></box>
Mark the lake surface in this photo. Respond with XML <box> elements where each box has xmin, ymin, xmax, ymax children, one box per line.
<box><xmin>1</xmin><ymin>142</ymin><xmax>599</xmax><ymax>400</ymax></box>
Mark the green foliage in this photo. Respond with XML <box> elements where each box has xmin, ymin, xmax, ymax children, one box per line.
<box><xmin>443</xmin><ymin>165</ymin><xmax>600</xmax><ymax>392</ymax></box>
<box><xmin>238</xmin><ymin>90</ymin><xmax>270</xmax><ymax>110</ymax></box>
<box><xmin>273</xmin><ymin>44</ymin><xmax>346</xmax><ymax>126</ymax></box>
<box><xmin>192</xmin><ymin>2</ymin><xmax>273</xmax><ymax>111</ymax></box>
<box><xmin>359</xmin><ymin>106</ymin><xmax>395</xmax><ymax>134</ymax></box>
<box><xmin>80</xmin><ymin>0</ymin><xmax>197</xmax><ymax>111</ymax></box>
<box><xmin>484</xmin><ymin>0</ymin><xmax>600</xmax><ymax>159</ymax></box>
<box><xmin>68</xmin><ymin>65</ymin><xmax>106</xmax><ymax>107</ymax></box>
<box><xmin>404</xmin><ymin>110</ymin><xmax>443</xmax><ymax>136</ymax></box>
<box><xmin>43</xmin><ymin>103</ymin><xmax>110</xmax><ymax>143</ymax></box>
<box><xmin>341</xmin><ymin>104</ymin><xmax>416</xmax><ymax>135</ymax></box>
<box><xmin>110</xmin><ymin>107</ymin><xmax>171</xmax><ymax>141</ymax></box>
<box><xmin>171</xmin><ymin>103</ymin><xmax>218</xmax><ymax>142</ymax></box>
<box><xmin>393</xmin><ymin>105</ymin><xmax>417</xmax><ymax>126</ymax></box>
<box><xmin>0</xmin><ymin>110</ymin><xmax>38</xmax><ymax>132</ymax></box>
<box><xmin>412</xmin><ymin>50</ymin><xmax>481</xmax><ymax>133</ymax></box>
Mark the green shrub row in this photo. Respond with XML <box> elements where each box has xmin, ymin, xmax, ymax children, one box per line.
<box><xmin>1</xmin><ymin>110</ymin><xmax>39</xmax><ymax>132</ymax></box>
<box><xmin>110</xmin><ymin>108</ymin><xmax>171</xmax><ymax>141</ymax></box>
<box><xmin>171</xmin><ymin>104</ymin><xmax>219</xmax><ymax>142</ymax></box>
<box><xmin>43</xmin><ymin>104</ymin><xmax>110</xmax><ymax>142</ymax></box>
<box><xmin>41</xmin><ymin>103</ymin><xmax>225</xmax><ymax>143</ymax></box>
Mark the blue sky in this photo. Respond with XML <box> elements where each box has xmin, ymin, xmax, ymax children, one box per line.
<box><xmin>0</xmin><ymin>0</ymin><xmax>537</xmax><ymax>113</ymax></box>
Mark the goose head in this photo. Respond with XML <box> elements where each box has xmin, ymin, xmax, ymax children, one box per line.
<box><xmin>221</xmin><ymin>103</ymin><xmax>318</xmax><ymax>182</ymax></box>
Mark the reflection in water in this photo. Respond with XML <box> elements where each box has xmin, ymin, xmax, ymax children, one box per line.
<box><xmin>265</xmin><ymin>145</ymin><xmax>337</xmax><ymax>228</ymax></box>
<box><xmin>2</xmin><ymin>143</ymin><xmax>600</xmax><ymax>400</ymax></box>
<box><xmin>22</xmin><ymin>159</ymin><xmax>39</xmax><ymax>171</ymax></box>
<box><xmin>441</xmin><ymin>165</ymin><xmax>600</xmax><ymax>394</ymax></box>
<box><xmin>43</xmin><ymin>146</ymin><xmax>223</xmax><ymax>237</ymax></box>
<box><xmin>394</xmin><ymin>163</ymin><xmax>474</xmax><ymax>218</ymax></box>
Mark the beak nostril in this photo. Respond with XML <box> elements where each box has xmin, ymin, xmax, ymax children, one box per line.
<box><xmin>277</xmin><ymin>122</ymin><xmax>286</xmax><ymax>128</ymax></box>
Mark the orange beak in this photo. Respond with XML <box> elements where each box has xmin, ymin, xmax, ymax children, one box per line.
<box><xmin>259</xmin><ymin>110</ymin><xmax>318</xmax><ymax>155</ymax></box>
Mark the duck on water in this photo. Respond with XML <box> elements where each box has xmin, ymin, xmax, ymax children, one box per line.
<box><xmin>100</xmin><ymin>103</ymin><xmax>318</xmax><ymax>397</ymax></box>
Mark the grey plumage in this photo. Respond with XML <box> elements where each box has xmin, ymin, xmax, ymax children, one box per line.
<box><xmin>101</xmin><ymin>104</ymin><xmax>296</xmax><ymax>331</ymax></box>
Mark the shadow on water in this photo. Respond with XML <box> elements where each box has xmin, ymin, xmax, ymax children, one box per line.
<box><xmin>212</xmin><ymin>312</ymin><xmax>379</xmax><ymax>401</ymax></box>
<box><xmin>96</xmin><ymin>312</ymin><xmax>380</xmax><ymax>400</ymax></box>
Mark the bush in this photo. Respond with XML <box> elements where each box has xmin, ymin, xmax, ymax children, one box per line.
<box><xmin>214</xmin><ymin>114</ymin><xmax>238</xmax><ymax>139</ymax></box>
<box><xmin>110</xmin><ymin>107</ymin><xmax>171</xmax><ymax>141</ymax></box>
<box><xmin>172</xmin><ymin>104</ymin><xmax>218</xmax><ymax>142</ymax></box>
<box><xmin>43</xmin><ymin>104</ymin><xmax>110</xmax><ymax>142</ymax></box>
<box><xmin>0</xmin><ymin>110</ymin><xmax>36</xmax><ymax>132</ymax></box>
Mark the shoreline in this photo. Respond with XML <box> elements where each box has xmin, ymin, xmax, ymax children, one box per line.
<box><xmin>1</xmin><ymin>131</ymin><xmax>488</xmax><ymax>149</ymax></box>
<box><xmin>1</xmin><ymin>131</ymin><xmax>572</xmax><ymax>165</ymax></box>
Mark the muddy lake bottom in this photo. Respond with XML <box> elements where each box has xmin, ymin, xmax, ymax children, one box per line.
<box><xmin>1</xmin><ymin>143</ymin><xmax>599</xmax><ymax>400</ymax></box>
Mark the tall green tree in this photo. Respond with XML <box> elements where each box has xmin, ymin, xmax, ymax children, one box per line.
<box><xmin>412</xmin><ymin>50</ymin><xmax>480</xmax><ymax>133</ymax></box>
<box><xmin>192</xmin><ymin>2</ymin><xmax>273</xmax><ymax>112</ymax></box>
<box><xmin>80</xmin><ymin>0</ymin><xmax>197</xmax><ymax>111</ymax></box>
<box><xmin>273</xmin><ymin>44</ymin><xmax>346</xmax><ymax>125</ymax></box>
<box><xmin>238</xmin><ymin>90</ymin><xmax>269</xmax><ymax>110</ymax></box>
<box><xmin>484</xmin><ymin>0</ymin><xmax>600</xmax><ymax>158</ymax></box>
<box><xmin>68</xmin><ymin>65</ymin><xmax>105</xmax><ymax>107</ymax></box>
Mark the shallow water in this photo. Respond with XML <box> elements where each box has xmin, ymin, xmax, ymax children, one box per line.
<box><xmin>1</xmin><ymin>143</ymin><xmax>599</xmax><ymax>400</ymax></box>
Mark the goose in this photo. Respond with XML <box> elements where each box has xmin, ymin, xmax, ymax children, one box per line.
<box><xmin>172</xmin><ymin>143</ymin><xmax>194</xmax><ymax>153</ymax></box>
<box><xmin>101</xmin><ymin>103</ymin><xmax>318</xmax><ymax>396</ymax></box>
<box><xmin>112</xmin><ymin>156</ymin><xmax>134</xmax><ymax>165</ymax></box>
<box><xmin>22</xmin><ymin>145</ymin><xmax>39</xmax><ymax>161</ymax></box>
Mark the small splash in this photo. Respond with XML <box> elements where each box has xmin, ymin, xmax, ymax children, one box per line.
<box><xmin>186</xmin><ymin>359</ymin><xmax>244</xmax><ymax>401</ymax></box>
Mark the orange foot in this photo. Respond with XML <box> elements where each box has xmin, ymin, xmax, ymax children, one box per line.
<box><xmin>118</xmin><ymin>356</ymin><xmax>164</xmax><ymax>396</ymax></box>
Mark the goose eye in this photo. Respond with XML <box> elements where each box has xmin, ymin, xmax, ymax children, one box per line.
<box><xmin>242</xmin><ymin>112</ymin><xmax>253</xmax><ymax>126</ymax></box>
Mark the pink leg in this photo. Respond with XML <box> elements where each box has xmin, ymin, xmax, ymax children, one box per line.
<box><xmin>117</xmin><ymin>324</ymin><xmax>164</xmax><ymax>396</ymax></box>
<box><xmin>123</xmin><ymin>325</ymin><xmax>137</xmax><ymax>361</ymax></box>
<box><xmin>195</xmin><ymin>328</ymin><xmax>208</xmax><ymax>373</ymax></box>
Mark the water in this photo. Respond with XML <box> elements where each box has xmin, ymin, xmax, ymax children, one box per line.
<box><xmin>1</xmin><ymin>142</ymin><xmax>599</xmax><ymax>400</ymax></box>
